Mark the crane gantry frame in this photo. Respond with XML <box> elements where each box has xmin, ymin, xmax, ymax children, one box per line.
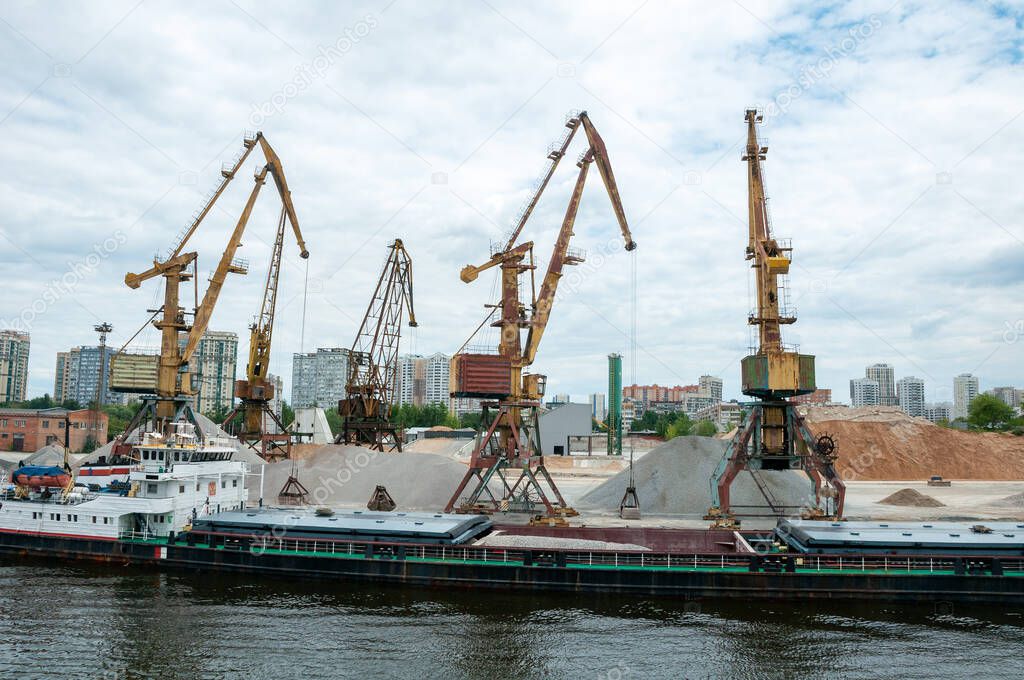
<box><xmin>704</xmin><ymin>110</ymin><xmax>845</xmax><ymax>528</ymax></box>
<box><xmin>112</xmin><ymin>132</ymin><xmax>308</xmax><ymax>450</ymax></box>
<box><xmin>446</xmin><ymin>111</ymin><xmax>636</xmax><ymax>519</ymax></box>
<box><xmin>336</xmin><ymin>239</ymin><xmax>417</xmax><ymax>451</ymax></box>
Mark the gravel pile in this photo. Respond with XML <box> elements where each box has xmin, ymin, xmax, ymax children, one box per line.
<box><xmin>474</xmin><ymin>533</ymin><xmax>650</xmax><ymax>551</ymax></box>
<box><xmin>577</xmin><ymin>436</ymin><xmax>812</xmax><ymax>516</ymax></box>
<box><xmin>253</xmin><ymin>445</ymin><xmax>468</xmax><ymax>511</ymax></box>
<box><xmin>993</xmin><ymin>491</ymin><xmax>1024</xmax><ymax>507</ymax></box>
<box><xmin>877</xmin><ymin>488</ymin><xmax>945</xmax><ymax>507</ymax></box>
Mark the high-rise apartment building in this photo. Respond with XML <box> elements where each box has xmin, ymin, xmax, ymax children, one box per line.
<box><xmin>291</xmin><ymin>348</ymin><xmax>350</xmax><ymax>409</ymax></box>
<box><xmin>191</xmin><ymin>331</ymin><xmax>238</xmax><ymax>415</ymax></box>
<box><xmin>953</xmin><ymin>373</ymin><xmax>980</xmax><ymax>420</ymax></box>
<box><xmin>850</xmin><ymin>377</ymin><xmax>880</xmax><ymax>407</ymax></box>
<box><xmin>53</xmin><ymin>351</ymin><xmax>71</xmax><ymax>402</ymax></box>
<box><xmin>699</xmin><ymin>375</ymin><xmax>723</xmax><ymax>403</ymax></box>
<box><xmin>65</xmin><ymin>345</ymin><xmax>126</xmax><ymax>406</ymax></box>
<box><xmin>0</xmin><ymin>330</ymin><xmax>30</xmax><ymax>403</ymax></box>
<box><xmin>896</xmin><ymin>376</ymin><xmax>926</xmax><ymax>418</ymax></box>
<box><xmin>987</xmin><ymin>386</ymin><xmax>1020</xmax><ymax>409</ymax></box>
<box><xmin>396</xmin><ymin>352</ymin><xmax>449</xmax><ymax>407</ymax></box>
<box><xmin>865</xmin><ymin>363</ymin><xmax>896</xmax><ymax>406</ymax></box>
<box><xmin>589</xmin><ymin>393</ymin><xmax>606</xmax><ymax>421</ymax></box>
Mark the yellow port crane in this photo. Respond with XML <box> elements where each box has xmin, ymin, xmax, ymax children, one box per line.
<box><xmin>222</xmin><ymin>195</ymin><xmax>307</xmax><ymax>460</ymax></box>
<box><xmin>446</xmin><ymin>111</ymin><xmax>636</xmax><ymax>518</ymax></box>
<box><xmin>112</xmin><ymin>132</ymin><xmax>308</xmax><ymax>447</ymax></box>
<box><xmin>336</xmin><ymin>238</ymin><xmax>417</xmax><ymax>451</ymax></box>
<box><xmin>705</xmin><ymin>110</ymin><xmax>844</xmax><ymax>527</ymax></box>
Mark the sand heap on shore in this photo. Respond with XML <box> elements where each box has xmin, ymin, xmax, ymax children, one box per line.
<box><xmin>877</xmin><ymin>488</ymin><xmax>945</xmax><ymax>507</ymax></box>
<box><xmin>252</xmin><ymin>445</ymin><xmax>468</xmax><ymax>511</ymax></box>
<box><xmin>576</xmin><ymin>436</ymin><xmax>812</xmax><ymax>516</ymax></box>
<box><xmin>802</xmin><ymin>406</ymin><xmax>1024</xmax><ymax>481</ymax></box>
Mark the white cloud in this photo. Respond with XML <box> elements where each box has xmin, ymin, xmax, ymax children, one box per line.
<box><xmin>0</xmin><ymin>0</ymin><xmax>1020</xmax><ymax>407</ymax></box>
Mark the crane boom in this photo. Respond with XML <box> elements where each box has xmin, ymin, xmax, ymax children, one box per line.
<box><xmin>247</xmin><ymin>205</ymin><xmax>287</xmax><ymax>384</ymax></box>
<box><xmin>337</xmin><ymin>239</ymin><xmax>417</xmax><ymax>451</ymax></box>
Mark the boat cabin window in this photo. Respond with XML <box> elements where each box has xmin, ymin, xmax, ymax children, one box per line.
<box><xmin>179</xmin><ymin>485</ymin><xmax>185</xmax><ymax>493</ymax></box>
<box><xmin>147</xmin><ymin>483</ymin><xmax>157</xmax><ymax>495</ymax></box>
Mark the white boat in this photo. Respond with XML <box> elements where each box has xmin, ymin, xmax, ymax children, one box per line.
<box><xmin>0</xmin><ymin>421</ymin><xmax>250</xmax><ymax>542</ymax></box>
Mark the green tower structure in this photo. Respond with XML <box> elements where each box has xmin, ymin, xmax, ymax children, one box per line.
<box><xmin>607</xmin><ymin>353</ymin><xmax>622</xmax><ymax>456</ymax></box>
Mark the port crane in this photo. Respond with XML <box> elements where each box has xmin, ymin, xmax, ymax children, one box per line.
<box><xmin>705</xmin><ymin>110</ymin><xmax>845</xmax><ymax>528</ymax></box>
<box><xmin>222</xmin><ymin>197</ymin><xmax>306</xmax><ymax>461</ymax></box>
<box><xmin>336</xmin><ymin>239</ymin><xmax>417</xmax><ymax>451</ymax></box>
<box><xmin>446</xmin><ymin>111</ymin><xmax>636</xmax><ymax>518</ymax></box>
<box><xmin>112</xmin><ymin>132</ymin><xmax>308</xmax><ymax>449</ymax></box>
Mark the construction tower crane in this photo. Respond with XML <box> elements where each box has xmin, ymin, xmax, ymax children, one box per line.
<box><xmin>111</xmin><ymin>132</ymin><xmax>308</xmax><ymax>448</ymax></box>
<box><xmin>222</xmin><ymin>201</ymin><xmax>303</xmax><ymax>461</ymax></box>
<box><xmin>704</xmin><ymin>109</ymin><xmax>845</xmax><ymax>528</ymax></box>
<box><xmin>337</xmin><ymin>239</ymin><xmax>417</xmax><ymax>451</ymax></box>
<box><xmin>446</xmin><ymin>111</ymin><xmax>636</xmax><ymax>519</ymax></box>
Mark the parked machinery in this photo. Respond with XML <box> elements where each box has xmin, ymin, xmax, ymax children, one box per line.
<box><xmin>111</xmin><ymin>132</ymin><xmax>308</xmax><ymax>450</ymax></box>
<box><xmin>704</xmin><ymin>110</ymin><xmax>845</xmax><ymax>528</ymax></box>
<box><xmin>336</xmin><ymin>239</ymin><xmax>416</xmax><ymax>451</ymax></box>
<box><xmin>446</xmin><ymin>111</ymin><xmax>636</xmax><ymax>519</ymax></box>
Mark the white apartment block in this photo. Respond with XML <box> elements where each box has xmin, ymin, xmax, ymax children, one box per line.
<box><xmin>699</xmin><ymin>375</ymin><xmax>723</xmax><ymax>403</ymax></box>
<box><xmin>865</xmin><ymin>363</ymin><xmax>896</xmax><ymax>406</ymax></box>
<box><xmin>191</xmin><ymin>331</ymin><xmax>238</xmax><ymax>414</ymax></box>
<box><xmin>0</xmin><ymin>330</ymin><xmax>30</xmax><ymax>403</ymax></box>
<box><xmin>896</xmin><ymin>376</ymin><xmax>926</xmax><ymax>418</ymax></box>
<box><xmin>850</xmin><ymin>377</ymin><xmax>880</xmax><ymax>407</ymax></box>
<box><xmin>397</xmin><ymin>352</ymin><xmax>450</xmax><ymax>407</ymax></box>
<box><xmin>953</xmin><ymin>373</ymin><xmax>979</xmax><ymax>420</ymax></box>
<box><xmin>291</xmin><ymin>348</ymin><xmax>350</xmax><ymax>409</ymax></box>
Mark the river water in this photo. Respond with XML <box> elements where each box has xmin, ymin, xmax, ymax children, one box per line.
<box><xmin>1</xmin><ymin>560</ymin><xmax>1022</xmax><ymax>679</ymax></box>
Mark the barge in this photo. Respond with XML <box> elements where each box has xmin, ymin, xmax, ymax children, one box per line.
<box><xmin>0</xmin><ymin>422</ymin><xmax>1022</xmax><ymax>604</ymax></box>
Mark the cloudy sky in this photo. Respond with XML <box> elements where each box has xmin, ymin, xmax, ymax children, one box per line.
<box><xmin>1</xmin><ymin>0</ymin><xmax>1021</xmax><ymax>406</ymax></box>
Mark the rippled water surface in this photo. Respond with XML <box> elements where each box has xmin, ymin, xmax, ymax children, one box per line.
<box><xmin>1</xmin><ymin>560</ymin><xmax>1023</xmax><ymax>679</ymax></box>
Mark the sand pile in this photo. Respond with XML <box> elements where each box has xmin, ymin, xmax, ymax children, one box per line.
<box><xmin>576</xmin><ymin>436</ymin><xmax>812</xmax><ymax>516</ymax></box>
<box><xmin>993</xmin><ymin>492</ymin><xmax>1024</xmax><ymax>508</ymax></box>
<box><xmin>475</xmin><ymin>533</ymin><xmax>650</xmax><ymax>551</ymax></box>
<box><xmin>253</xmin><ymin>445</ymin><xmax>468</xmax><ymax>511</ymax></box>
<box><xmin>877</xmin><ymin>488</ymin><xmax>945</xmax><ymax>507</ymax></box>
<box><xmin>403</xmin><ymin>438</ymin><xmax>475</xmax><ymax>457</ymax></box>
<box><xmin>803</xmin><ymin>406</ymin><xmax>1024</xmax><ymax>481</ymax></box>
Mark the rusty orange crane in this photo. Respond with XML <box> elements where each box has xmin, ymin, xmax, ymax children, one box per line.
<box><xmin>446</xmin><ymin>111</ymin><xmax>635</xmax><ymax>518</ymax></box>
<box><xmin>705</xmin><ymin>110</ymin><xmax>844</xmax><ymax>528</ymax></box>
<box><xmin>111</xmin><ymin>132</ymin><xmax>307</xmax><ymax>446</ymax></box>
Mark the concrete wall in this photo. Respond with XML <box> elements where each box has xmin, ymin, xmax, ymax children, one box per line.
<box><xmin>538</xmin><ymin>403</ymin><xmax>592</xmax><ymax>456</ymax></box>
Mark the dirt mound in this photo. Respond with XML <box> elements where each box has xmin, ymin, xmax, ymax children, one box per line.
<box><xmin>803</xmin><ymin>406</ymin><xmax>1024</xmax><ymax>481</ymax></box>
<box><xmin>878</xmin><ymin>488</ymin><xmax>945</xmax><ymax>507</ymax></box>
<box><xmin>577</xmin><ymin>436</ymin><xmax>813</xmax><ymax>516</ymax></box>
<box><xmin>993</xmin><ymin>492</ymin><xmax>1024</xmax><ymax>508</ymax></box>
<box><xmin>253</xmin><ymin>445</ymin><xmax>467</xmax><ymax>511</ymax></box>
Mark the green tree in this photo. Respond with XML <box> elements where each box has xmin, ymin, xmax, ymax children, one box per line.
<box><xmin>460</xmin><ymin>411</ymin><xmax>483</xmax><ymax>430</ymax></box>
<box><xmin>102</xmin><ymin>401</ymin><xmax>144</xmax><ymax>438</ymax></box>
<box><xmin>968</xmin><ymin>394</ymin><xmax>1016</xmax><ymax>431</ymax></box>
<box><xmin>281</xmin><ymin>401</ymin><xmax>295</xmax><ymax>428</ymax></box>
<box><xmin>694</xmin><ymin>420</ymin><xmax>718</xmax><ymax>437</ymax></box>
<box><xmin>324</xmin><ymin>408</ymin><xmax>343</xmax><ymax>436</ymax></box>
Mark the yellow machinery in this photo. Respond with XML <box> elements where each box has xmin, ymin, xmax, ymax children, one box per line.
<box><xmin>705</xmin><ymin>110</ymin><xmax>844</xmax><ymax>527</ymax></box>
<box><xmin>446</xmin><ymin>111</ymin><xmax>636</xmax><ymax>517</ymax></box>
<box><xmin>112</xmin><ymin>132</ymin><xmax>307</xmax><ymax>449</ymax></box>
<box><xmin>222</xmin><ymin>193</ymin><xmax>307</xmax><ymax>460</ymax></box>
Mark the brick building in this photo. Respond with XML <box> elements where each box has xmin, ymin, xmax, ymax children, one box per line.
<box><xmin>0</xmin><ymin>408</ymin><xmax>108</xmax><ymax>453</ymax></box>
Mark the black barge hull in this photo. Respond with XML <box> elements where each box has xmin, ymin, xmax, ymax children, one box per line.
<box><xmin>1</xmin><ymin>530</ymin><xmax>1022</xmax><ymax>604</ymax></box>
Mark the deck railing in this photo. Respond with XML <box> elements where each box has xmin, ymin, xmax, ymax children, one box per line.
<box><xmin>126</xmin><ymin>529</ymin><xmax>1024</xmax><ymax>577</ymax></box>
